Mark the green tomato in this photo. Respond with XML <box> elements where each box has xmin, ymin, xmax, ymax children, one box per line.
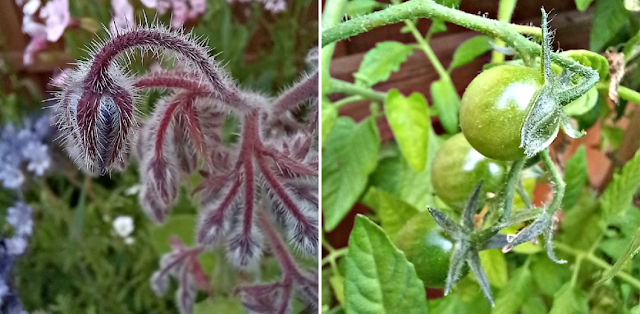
<box><xmin>396</xmin><ymin>212</ymin><xmax>463</xmax><ymax>289</ymax></box>
<box><xmin>432</xmin><ymin>133</ymin><xmax>507</xmax><ymax>212</ymax></box>
<box><xmin>459</xmin><ymin>65</ymin><xmax>544</xmax><ymax>161</ymax></box>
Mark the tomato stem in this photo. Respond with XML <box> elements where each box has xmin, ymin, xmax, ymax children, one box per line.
<box><xmin>329</xmin><ymin>78</ymin><xmax>387</xmax><ymax>102</ymax></box>
<box><xmin>540</xmin><ymin>149</ymin><xmax>565</xmax><ymax>216</ymax></box>
<box><xmin>492</xmin><ymin>0</ymin><xmax>518</xmax><ymax>64</ymax></box>
<box><xmin>554</xmin><ymin>242</ymin><xmax>640</xmax><ymax>290</ymax></box>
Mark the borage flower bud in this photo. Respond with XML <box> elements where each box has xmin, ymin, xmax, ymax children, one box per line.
<box><xmin>56</xmin><ymin>81</ymin><xmax>136</xmax><ymax>175</ymax></box>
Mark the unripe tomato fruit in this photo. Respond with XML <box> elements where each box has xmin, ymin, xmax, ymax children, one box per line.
<box><xmin>459</xmin><ymin>65</ymin><xmax>544</xmax><ymax>161</ymax></box>
<box><xmin>396</xmin><ymin>213</ymin><xmax>462</xmax><ymax>289</ymax></box>
<box><xmin>432</xmin><ymin>133</ymin><xmax>507</xmax><ymax>212</ymax></box>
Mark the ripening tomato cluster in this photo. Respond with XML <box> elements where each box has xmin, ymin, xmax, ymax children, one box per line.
<box><xmin>398</xmin><ymin>65</ymin><xmax>545</xmax><ymax>290</ymax></box>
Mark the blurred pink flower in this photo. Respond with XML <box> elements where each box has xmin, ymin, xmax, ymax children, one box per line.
<box><xmin>40</xmin><ymin>0</ymin><xmax>70</xmax><ymax>42</ymax></box>
<box><xmin>110</xmin><ymin>0</ymin><xmax>135</xmax><ymax>34</ymax></box>
<box><xmin>23</xmin><ymin>37</ymin><xmax>48</xmax><ymax>65</ymax></box>
<box><xmin>170</xmin><ymin>0</ymin><xmax>188</xmax><ymax>29</ymax></box>
<box><xmin>187</xmin><ymin>0</ymin><xmax>205</xmax><ymax>19</ymax></box>
<box><xmin>140</xmin><ymin>0</ymin><xmax>171</xmax><ymax>15</ymax></box>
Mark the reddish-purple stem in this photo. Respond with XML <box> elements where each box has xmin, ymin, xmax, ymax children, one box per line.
<box><xmin>86</xmin><ymin>29</ymin><xmax>242</xmax><ymax>105</ymax></box>
<box><xmin>271</xmin><ymin>71</ymin><xmax>318</xmax><ymax>117</ymax></box>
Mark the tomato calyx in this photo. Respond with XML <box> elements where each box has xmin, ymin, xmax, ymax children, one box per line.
<box><xmin>427</xmin><ymin>181</ymin><xmax>496</xmax><ymax>305</ymax></box>
<box><xmin>519</xmin><ymin>9</ymin><xmax>597</xmax><ymax>157</ymax></box>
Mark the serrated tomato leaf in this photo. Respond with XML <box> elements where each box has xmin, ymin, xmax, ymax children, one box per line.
<box><xmin>345</xmin><ymin>215</ymin><xmax>428</xmax><ymax>314</ymax></box>
<box><xmin>449</xmin><ymin>36</ymin><xmax>492</xmax><ymax>70</ymax></box>
<box><xmin>562</xmin><ymin>145</ymin><xmax>588</xmax><ymax>210</ymax></box>
<box><xmin>548</xmin><ymin>283</ymin><xmax>588</xmax><ymax>314</ymax></box>
<box><xmin>322</xmin><ymin>117</ymin><xmax>381</xmax><ymax>231</ymax></box>
<box><xmin>385</xmin><ymin>89</ymin><xmax>430</xmax><ymax>172</ymax></box>
<box><xmin>430</xmin><ymin>79</ymin><xmax>460</xmax><ymax>134</ymax></box>
<box><xmin>354</xmin><ymin>41</ymin><xmax>414</xmax><ymax>87</ymax></box>
<box><xmin>601</xmin><ymin>149</ymin><xmax>640</xmax><ymax>224</ymax></box>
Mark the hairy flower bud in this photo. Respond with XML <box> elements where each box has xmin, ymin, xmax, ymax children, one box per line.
<box><xmin>55</xmin><ymin>69</ymin><xmax>137</xmax><ymax>175</ymax></box>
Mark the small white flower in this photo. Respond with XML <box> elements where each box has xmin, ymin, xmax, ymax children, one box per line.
<box><xmin>112</xmin><ymin>216</ymin><xmax>134</xmax><ymax>238</ymax></box>
<box><xmin>124</xmin><ymin>184</ymin><xmax>141</xmax><ymax>196</ymax></box>
<box><xmin>124</xmin><ymin>237</ymin><xmax>135</xmax><ymax>245</ymax></box>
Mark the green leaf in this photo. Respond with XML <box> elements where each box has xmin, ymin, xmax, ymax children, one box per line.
<box><xmin>368</xmin><ymin>132</ymin><xmax>442</xmax><ymax>210</ymax></box>
<box><xmin>373</xmin><ymin>188</ymin><xmax>420</xmax><ymax>240</ymax></box>
<box><xmin>345</xmin><ymin>215</ymin><xmax>428</xmax><ymax>314</ymax></box>
<box><xmin>600</xmin><ymin>226</ymin><xmax>640</xmax><ymax>282</ymax></box>
<box><xmin>623</xmin><ymin>30</ymin><xmax>640</xmax><ymax>62</ymax></box>
<box><xmin>323</xmin><ymin>117</ymin><xmax>381</xmax><ymax>231</ymax></box>
<box><xmin>322</xmin><ymin>98</ymin><xmax>338</xmax><ymax>148</ymax></box>
<box><xmin>479</xmin><ymin>249</ymin><xmax>508</xmax><ymax>289</ymax></box>
<box><xmin>150</xmin><ymin>214</ymin><xmax>198</xmax><ymax>252</ymax></box>
<box><xmin>354</xmin><ymin>42</ymin><xmax>414</xmax><ymax>87</ymax></box>
<box><xmin>560</xmin><ymin>50</ymin><xmax>609</xmax><ymax>81</ymax></box>
<box><xmin>590</xmin><ymin>0</ymin><xmax>630</xmax><ymax>52</ymax></box>
<box><xmin>193</xmin><ymin>297</ymin><xmax>244</xmax><ymax>314</ymax></box>
<box><xmin>601</xmin><ymin>149</ymin><xmax>640</xmax><ymax>224</ymax></box>
<box><xmin>430</xmin><ymin>79</ymin><xmax>460</xmax><ymax>134</ymax></box>
<box><xmin>449</xmin><ymin>36</ymin><xmax>492</xmax><ymax>70</ymax></box>
<box><xmin>521</xmin><ymin>295</ymin><xmax>549</xmax><ymax>314</ymax></box>
<box><xmin>531</xmin><ymin>254</ymin><xmax>571</xmax><ymax>297</ymax></box>
<box><xmin>562</xmin><ymin>145</ymin><xmax>588</xmax><ymax>210</ymax></box>
<box><xmin>564</xmin><ymin>88</ymin><xmax>599</xmax><ymax>117</ymax></box>
<box><xmin>385</xmin><ymin>90</ymin><xmax>430</xmax><ymax>171</ymax></box>
<box><xmin>575</xmin><ymin>0</ymin><xmax>594</xmax><ymax>10</ymax></box>
<box><xmin>601</xmin><ymin>125</ymin><xmax>625</xmax><ymax>149</ymax></box>
<box><xmin>548</xmin><ymin>283</ymin><xmax>589</xmax><ymax>314</ymax></box>
<box><xmin>346</xmin><ymin>0</ymin><xmax>382</xmax><ymax>17</ymax></box>
<box><xmin>491</xmin><ymin>266</ymin><xmax>533</xmax><ymax>314</ymax></box>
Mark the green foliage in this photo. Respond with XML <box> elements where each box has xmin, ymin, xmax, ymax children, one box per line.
<box><xmin>548</xmin><ymin>283</ymin><xmax>589</xmax><ymax>314</ymax></box>
<box><xmin>322</xmin><ymin>117</ymin><xmax>381</xmax><ymax>231</ymax></box>
<box><xmin>321</xmin><ymin>97</ymin><xmax>338</xmax><ymax>147</ymax></box>
<box><xmin>353</xmin><ymin>41</ymin><xmax>414</xmax><ymax>87</ymax></box>
<box><xmin>344</xmin><ymin>215</ymin><xmax>428</xmax><ymax>314</ymax></box>
<box><xmin>430</xmin><ymin>79</ymin><xmax>460</xmax><ymax>134</ymax></box>
<box><xmin>449</xmin><ymin>36</ymin><xmax>493</xmax><ymax>70</ymax></box>
<box><xmin>564</xmin><ymin>88</ymin><xmax>599</xmax><ymax>117</ymax></box>
<box><xmin>322</xmin><ymin>1</ymin><xmax>640</xmax><ymax>313</ymax></box>
<box><xmin>491</xmin><ymin>265</ymin><xmax>532</xmax><ymax>314</ymax></box>
<box><xmin>600</xmin><ymin>225</ymin><xmax>640</xmax><ymax>283</ymax></box>
<box><xmin>384</xmin><ymin>90</ymin><xmax>430</xmax><ymax>172</ymax></box>
<box><xmin>562</xmin><ymin>145</ymin><xmax>588</xmax><ymax>210</ymax></box>
<box><xmin>369</xmin><ymin>188</ymin><xmax>420</xmax><ymax>239</ymax></box>
<box><xmin>479</xmin><ymin>249</ymin><xmax>508</xmax><ymax>289</ymax></box>
<box><xmin>575</xmin><ymin>0</ymin><xmax>595</xmax><ymax>10</ymax></box>
<box><xmin>346</xmin><ymin>0</ymin><xmax>384</xmax><ymax>17</ymax></box>
<box><xmin>601</xmin><ymin>149</ymin><xmax>640</xmax><ymax>224</ymax></box>
<box><xmin>590</xmin><ymin>0</ymin><xmax>630</xmax><ymax>52</ymax></box>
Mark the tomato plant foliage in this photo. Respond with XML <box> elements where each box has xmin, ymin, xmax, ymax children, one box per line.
<box><xmin>322</xmin><ymin>0</ymin><xmax>640</xmax><ymax>312</ymax></box>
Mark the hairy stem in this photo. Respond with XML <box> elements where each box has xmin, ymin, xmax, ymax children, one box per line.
<box><xmin>540</xmin><ymin>149</ymin><xmax>565</xmax><ymax>215</ymax></box>
<box><xmin>86</xmin><ymin>29</ymin><xmax>242</xmax><ymax>106</ymax></box>
<box><xmin>272</xmin><ymin>71</ymin><xmax>319</xmax><ymax>117</ymax></box>
<box><xmin>389</xmin><ymin>0</ymin><xmax>449</xmax><ymax>80</ymax></box>
<box><xmin>322</xmin><ymin>0</ymin><xmax>595</xmax><ymax>95</ymax></box>
<box><xmin>473</xmin><ymin>159</ymin><xmax>524</xmax><ymax>245</ymax></box>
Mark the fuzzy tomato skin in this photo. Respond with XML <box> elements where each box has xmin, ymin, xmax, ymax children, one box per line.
<box><xmin>459</xmin><ymin>65</ymin><xmax>544</xmax><ymax>161</ymax></box>
<box><xmin>432</xmin><ymin>133</ymin><xmax>507</xmax><ymax>212</ymax></box>
<box><xmin>396</xmin><ymin>213</ymin><xmax>461</xmax><ymax>289</ymax></box>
